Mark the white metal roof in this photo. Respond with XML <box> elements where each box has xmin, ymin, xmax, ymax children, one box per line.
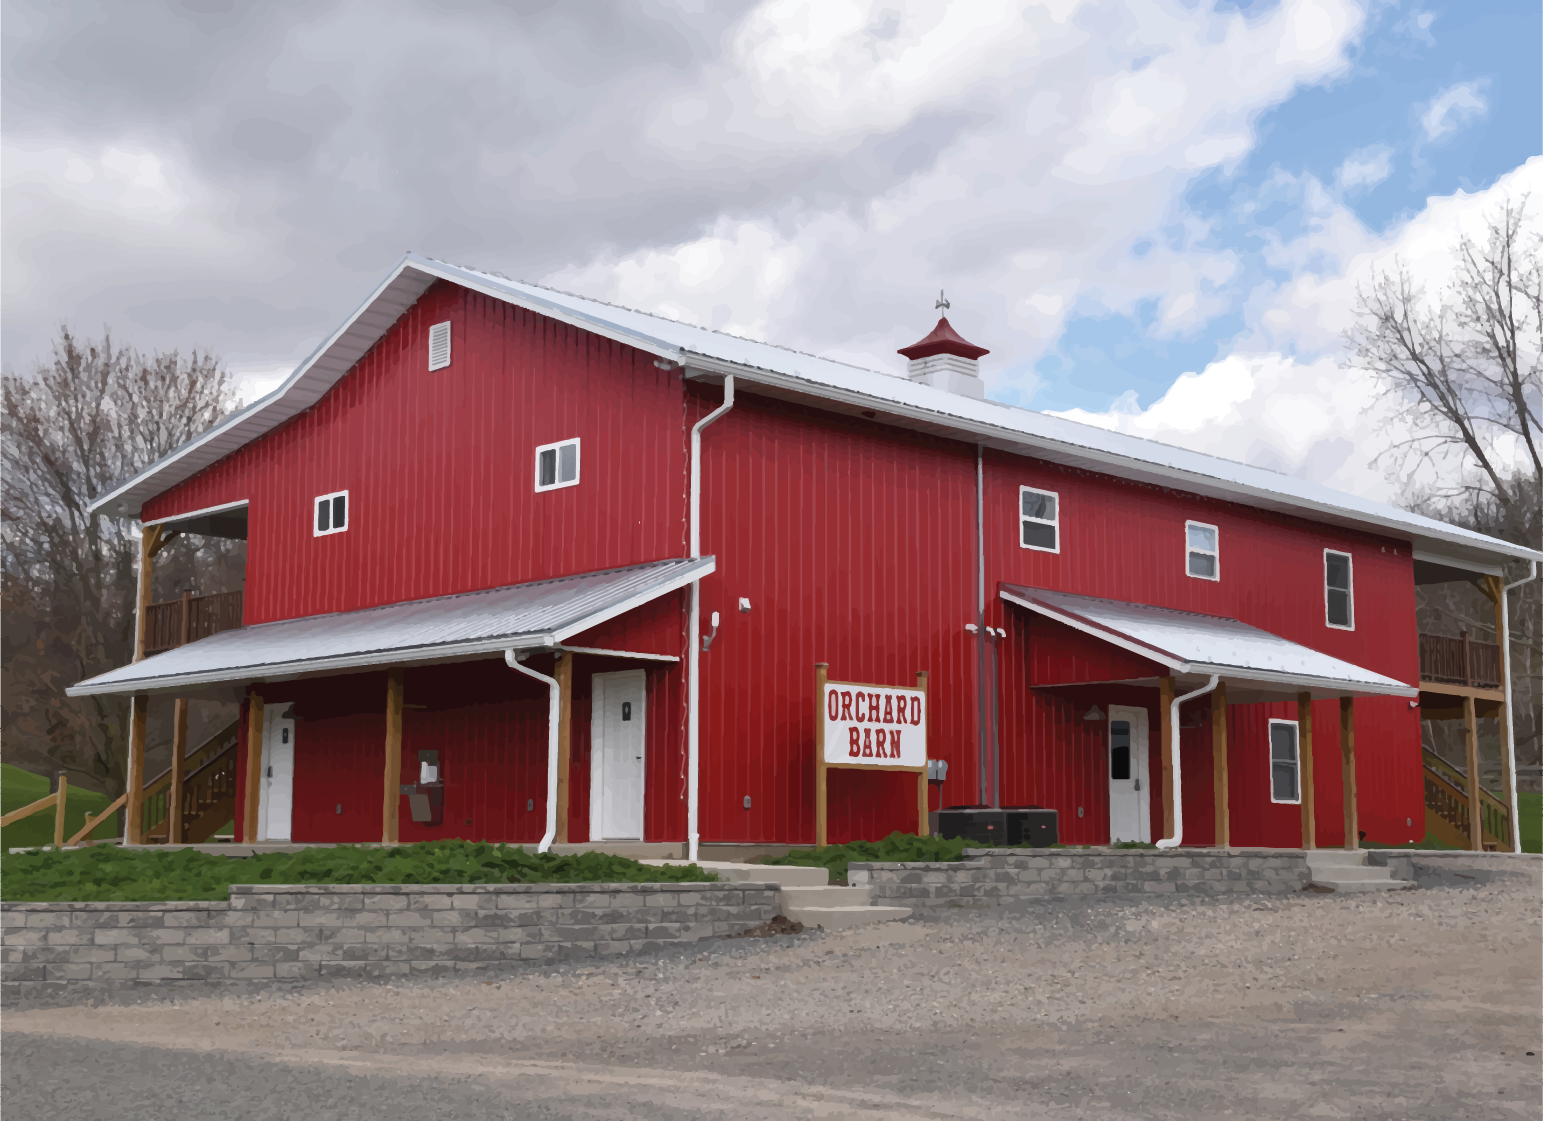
<box><xmin>89</xmin><ymin>252</ymin><xmax>1540</xmax><ymax>572</ymax></box>
<box><xmin>1000</xmin><ymin>583</ymin><xmax>1417</xmax><ymax>700</ymax></box>
<box><xmin>67</xmin><ymin>557</ymin><xmax>711</xmax><ymax>698</ymax></box>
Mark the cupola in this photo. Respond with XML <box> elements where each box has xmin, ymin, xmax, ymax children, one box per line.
<box><xmin>897</xmin><ymin>291</ymin><xmax>989</xmax><ymax>400</ymax></box>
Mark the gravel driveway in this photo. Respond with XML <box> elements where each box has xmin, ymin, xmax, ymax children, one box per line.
<box><xmin>5</xmin><ymin>857</ymin><xmax>1539</xmax><ymax>1119</ymax></box>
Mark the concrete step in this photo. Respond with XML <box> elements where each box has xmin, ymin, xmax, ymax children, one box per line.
<box><xmin>640</xmin><ymin>860</ymin><xmax>830</xmax><ymax>887</ymax></box>
<box><xmin>1306</xmin><ymin>850</ymin><xmax>1370</xmax><ymax>869</ymax></box>
<box><xmin>778</xmin><ymin>885</ymin><xmax>871</xmax><ymax>909</ymax></box>
<box><xmin>784</xmin><ymin>905</ymin><xmax>914</xmax><ymax>930</ymax></box>
<box><xmin>1311</xmin><ymin>878</ymin><xmax>1415</xmax><ymax>892</ymax></box>
<box><xmin>1310</xmin><ymin>865</ymin><xmax>1395</xmax><ymax>882</ymax></box>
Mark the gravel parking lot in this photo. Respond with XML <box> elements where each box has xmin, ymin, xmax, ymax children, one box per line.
<box><xmin>5</xmin><ymin>856</ymin><xmax>1539</xmax><ymax>1120</ymax></box>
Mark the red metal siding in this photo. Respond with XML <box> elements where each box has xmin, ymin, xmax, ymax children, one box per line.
<box><xmin>142</xmin><ymin>282</ymin><xmax>689</xmax><ymax>625</ymax></box>
<box><xmin>1027</xmin><ymin>614</ymin><xmax>1167</xmax><ymax>685</ymax></box>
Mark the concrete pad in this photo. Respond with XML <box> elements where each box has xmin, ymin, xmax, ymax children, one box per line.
<box><xmin>777</xmin><ymin>886</ymin><xmax>871</xmax><ymax>910</ymax></box>
<box><xmin>786</xmin><ymin>905</ymin><xmax>913</xmax><ymax>929</ymax></box>
<box><xmin>641</xmin><ymin>861</ymin><xmax>829</xmax><ymax>887</ymax></box>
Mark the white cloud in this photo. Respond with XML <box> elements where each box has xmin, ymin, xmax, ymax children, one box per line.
<box><xmin>1335</xmin><ymin>144</ymin><xmax>1393</xmax><ymax>193</ymax></box>
<box><xmin>1419</xmin><ymin>81</ymin><xmax>1488</xmax><ymax>142</ymax></box>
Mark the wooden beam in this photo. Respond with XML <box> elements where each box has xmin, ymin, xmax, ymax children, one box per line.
<box><xmin>916</xmin><ymin>670</ymin><xmax>930</xmax><ymax>838</ymax></box>
<box><xmin>168</xmin><ymin>698</ymin><xmax>188</xmax><ymax>845</ymax></box>
<box><xmin>67</xmin><ymin>792</ymin><xmax>126</xmax><ymax>847</ymax></box>
<box><xmin>125</xmin><ymin>693</ymin><xmax>148</xmax><ymax>844</ymax></box>
<box><xmin>1297</xmin><ymin>692</ymin><xmax>1316</xmax><ymax>850</ymax></box>
<box><xmin>1339</xmin><ymin>697</ymin><xmax>1357</xmax><ymax>850</ymax></box>
<box><xmin>134</xmin><ymin>527</ymin><xmax>161</xmax><ymax>662</ymax></box>
<box><xmin>555</xmin><ymin>652</ymin><xmax>573</xmax><ymax>845</ymax></box>
<box><xmin>382</xmin><ymin>669</ymin><xmax>404</xmax><ymax>844</ymax></box>
<box><xmin>53</xmin><ymin>776</ymin><xmax>68</xmax><ymax>848</ymax></box>
<box><xmin>1159</xmin><ymin>676</ymin><xmax>1175</xmax><ymax>840</ymax></box>
<box><xmin>815</xmin><ymin>663</ymin><xmax>829</xmax><ymax>848</ymax></box>
<box><xmin>1211</xmin><ymin>681</ymin><xmax>1229</xmax><ymax>848</ymax></box>
<box><xmin>243</xmin><ymin>693</ymin><xmax>265</xmax><ymax>843</ymax></box>
<box><xmin>1482</xmin><ymin>574</ymin><xmax>1516</xmax><ymax>851</ymax></box>
<box><xmin>1462</xmin><ymin>693</ymin><xmax>1481</xmax><ymax>852</ymax></box>
<box><xmin>0</xmin><ymin>790</ymin><xmax>58</xmax><ymax>828</ymax></box>
<box><xmin>1417</xmin><ymin>680</ymin><xmax>1505</xmax><ymax>702</ymax></box>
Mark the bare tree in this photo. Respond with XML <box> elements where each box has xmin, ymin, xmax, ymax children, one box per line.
<box><xmin>1</xmin><ymin>327</ymin><xmax>241</xmax><ymax>800</ymax></box>
<box><xmin>1350</xmin><ymin>201</ymin><xmax>1543</xmax><ymax>789</ymax></box>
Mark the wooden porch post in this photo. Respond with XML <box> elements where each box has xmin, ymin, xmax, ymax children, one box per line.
<box><xmin>1159</xmin><ymin>675</ymin><xmax>1175</xmax><ymax>840</ymax></box>
<box><xmin>555</xmin><ymin>652</ymin><xmax>574</xmax><ymax>845</ymax></box>
<box><xmin>125</xmin><ymin>694</ymin><xmax>148</xmax><ymax>844</ymax></box>
<box><xmin>1462</xmin><ymin>694</ymin><xmax>1482</xmax><ymax>851</ymax></box>
<box><xmin>243</xmin><ymin>692</ymin><xmax>265</xmax><ymax>843</ymax></box>
<box><xmin>382</xmin><ymin>668</ymin><xmax>404</xmax><ymax>844</ymax></box>
<box><xmin>1297</xmin><ymin>692</ymin><xmax>1316</xmax><ymax>850</ymax></box>
<box><xmin>1339</xmin><ymin>697</ymin><xmax>1357</xmax><ymax>850</ymax></box>
<box><xmin>1481</xmin><ymin>575</ymin><xmax>1516</xmax><ymax>851</ymax></box>
<box><xmin>168</xmin><ymin>698</ymin><xmax>189</xmax><ymax>844</ymax></box>
<box><xmin>1210</xmin><ymin>682</ymin><xmax>1229</xmax><ymax>848</ymax></box>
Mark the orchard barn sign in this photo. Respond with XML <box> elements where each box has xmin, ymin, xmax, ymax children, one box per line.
<box><xmin>813</xmin><ymin>663</ymin><xmax>930</xmax><ymax>846</ymax></box>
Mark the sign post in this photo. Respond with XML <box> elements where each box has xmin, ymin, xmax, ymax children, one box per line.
<box><xmin>814</xmin><ymin>662</ymin><xmax>930</xmax><ymax>848</ymax></box>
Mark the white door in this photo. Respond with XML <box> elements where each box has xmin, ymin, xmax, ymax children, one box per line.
<box><xmin>1108</xmin><ymin>706</ymin><xmax>1149</xmax><ymax>843</ymax></box>
<box><xmin>590</xmin><ymin>671</ymin><xmax>645</xmax><ymax>840</ymax></box>
<box><xmin>258</xmin><ymin>711</ymin><xmax>296</xmax><ymax>842</ymax></box>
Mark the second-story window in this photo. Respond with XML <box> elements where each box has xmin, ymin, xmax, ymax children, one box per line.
<box><xmin>1019</xmin><ymin>486</ymin><xmax>1059</xmax><ymax>552</ymax></box>
<box><xmin>315</xmin><ymin>490</ymin><xmax>348</xmax><ymax>536</ymax></box>
<box><xmin>535</xmin><ymin>438</ymin><xmax>580</xmax><ymax>491</ymax></box>
<box><xmin>1325</xmin><ymin>550</ymin><xmax>1354</xmax><ymax>629</ymax></box>
<box><xmin>1185</xmin><ymin>521</ymin><xmax>1219</xmax><ymax>580</ymax></box>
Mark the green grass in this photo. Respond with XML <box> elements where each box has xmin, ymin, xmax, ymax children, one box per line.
<box><xmin>0</xmin><ymin>839</ymin><xmax>720</xmax><ymax>902</ymax></box>
<box><xmin>1</xmin><ymin>763</ymin><xmax>120</xmax><ymax>850</ymax></box>
<box><xmin>1519</xmin><ymin>792</ymin><xmax>1541</xmax><ymax>854</ymax></box>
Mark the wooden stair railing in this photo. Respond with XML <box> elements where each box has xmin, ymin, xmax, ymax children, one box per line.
<box><xmin>142</xmin><ymin>719</ymin><xmax>241</xmax><ymax>843</ymax></box>
<box><xmin>1423</xmin><ymin>748</ymin><xmax>1510</xmax><ymax>851</ymax></box>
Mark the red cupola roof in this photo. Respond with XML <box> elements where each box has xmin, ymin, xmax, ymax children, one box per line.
<box><xmin>896</xmin><ymin>316</ymin><xmax>990</xmax><ymax>361</ymax></box>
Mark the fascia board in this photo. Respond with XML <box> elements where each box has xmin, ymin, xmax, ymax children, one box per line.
<box><xmin>1410</xmin><ymin>548</ymin><xmax>1505</xmax><ymax>578</ymax></box>
<box><xmin>556</xmin><ymin>645</ymin><xmax>680</xmax><ymax>662</ymax></box>
<box><xmin>549</xmin><ymin>556</ymin><xmax>715</xmax><ymax>641</ymax></box>
<box><xmin>1184</xmin><ymin>662</ymin><xmax>1417</xmax><ymax>698</ymax></box>
<box><xmin>999</xmin><ymin>587</ymin><xmax>1189</xmax><ymax>671</ymax></box>
<box><xmin>156</xmin><ymin>498</ymin><xmax>250</xmax><ymax>526</ymax></box>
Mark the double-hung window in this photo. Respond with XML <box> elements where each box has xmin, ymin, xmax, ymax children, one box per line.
<box><xmin>535</xmin><ymin>438</ymin><xmax>580</xmax><ymax>491</ymax></box>
<box><xmin>1019</xmin><ymin>487</ymin><xmax>1059</xmax><ymax>552</ymax></box>
<box><xmin>314</xmin><ymin>490</ymin><xmax>348</xmax><ymax>536</ymax></box>
<box><xmin>1185</xmin><ymin>521</ymin><xmax>1219</xmax><ymax>580</ymax></box>
<box><xmin>1325</xmin><ymin>550</ymin><xmax>1354</xmax><ymax>629</ymax></box>
<box><xmin>1268</xmin><ymin>719</ymin><xmax>1300</xmax><ymax>804</ymax></box>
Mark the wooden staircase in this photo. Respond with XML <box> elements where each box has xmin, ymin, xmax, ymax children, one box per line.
<box><xmin>142</xmin><ymin>719</ymin><xmax>240</xmax><ymax>844</ymax></box>
<box><xmin>1423</xmin><ymin>748</ymin><xmax>1511</xmax><ymax>851</ymax></box>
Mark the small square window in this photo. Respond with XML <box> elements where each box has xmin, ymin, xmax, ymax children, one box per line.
<box><xmin>1325</xmin><ymin>550</ymin><xmax>1354</xmax><ymax>629</ymax></box>
<box><xmin>1268</xmin><ymin>720</ymin><xmax>1300</xmax><ymax>804</ymax></box>
<box><xmin>1186</xmin><ymin>520</ymin><xmax>1219</xmax><ymax>580</ymax></box>
<box><xmin>314</xmin><ymin>490</ymin><xmax>348</xmax><ymax>536</ymax></box>
<box><xmin>535</xmin><ymin>438</ymin><xmax>580</xmax><ymax>491</ymax></box>
<box><xmin>1019</xmin><ymin>486</ymin><xmax>1060</xmax><ymax>553</ymax></box>
<box><xmin>428</xmin><ymin>321</ymin><xmax>452</xmax><ymax>371</ymax></box>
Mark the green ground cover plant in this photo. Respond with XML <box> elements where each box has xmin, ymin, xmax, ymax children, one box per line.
<box><xmin>1</xmin><ymin>764</ymin><xmax>119</xmax><ymax>850</ymax></box>
<box><xmin>0</xmin><ymin>839</ymin><xmax>718</xmax><ymax>903</ymax></box>
<box><xmin>1518</xmin><ymin>792</ymin><xmax>1541</xmax><ymax>854</ymax></box>
<box><xmin>761</xmin><ymin>832</ymin><xmax>972</xmax><ymax>885</ymax></box>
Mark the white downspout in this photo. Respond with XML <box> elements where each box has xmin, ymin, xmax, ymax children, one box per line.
<box><xmin>1500</xmin><ymin>560</ymin><xmax>1538</xmax><ymax>853</ymax></box>
<box><xmin>688</xmin><ymin>374</ymin><xmax>734</xmax><ymax>863</ymax></box>
<box><xmin>507</xmin><ymin>649</ymin><xmax>560</xmax><ymax>854</ymax></box>
<box><xmin>1156</xmin><ymin>675</ymin><xmax>1220</xmax><ymax>850</ymax></box>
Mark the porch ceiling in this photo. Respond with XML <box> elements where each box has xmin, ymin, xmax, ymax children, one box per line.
<box><xmin>67</xmin><ymin>557</ymin><xmax>712</xmax><ymax>698</ymax></box>
<box><xmin>1001</xmin><ymin>583</ymin><xmax>1418</xmax><ymax>701</ymax></box>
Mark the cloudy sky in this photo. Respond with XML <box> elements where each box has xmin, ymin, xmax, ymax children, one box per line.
<box><xmin>4</xmin><ymin>0</ymin><xmax>1538</xmax><ymax>502</ymax></box>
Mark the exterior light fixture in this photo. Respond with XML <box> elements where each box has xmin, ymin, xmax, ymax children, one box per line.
<box><xmin>1083</xmin><ymin>705</ymin><xmax>1105</xmax><ymax>721</ymax></box>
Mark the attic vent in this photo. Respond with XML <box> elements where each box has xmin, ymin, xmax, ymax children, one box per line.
<box><xmin>428</xmin><ymin>321</ymin><xmax>452</xmax><ymax>370</ymax></box>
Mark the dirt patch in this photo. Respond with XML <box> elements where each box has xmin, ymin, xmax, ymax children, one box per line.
<box><xmin>727</xmin><ymin>914</ymin><xmax>804</xmax><ymax>938</ymax></box>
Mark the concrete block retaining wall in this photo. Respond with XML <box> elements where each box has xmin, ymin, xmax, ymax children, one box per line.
<box><xmin>1</xmin><ymin>881</ymin><xmax>780</xmax><ymax>997</ymax></box>
<box><xmin>849</xmin><ymin>849</ymin><xmax>1315</xmax><ymax>907</ymax></box>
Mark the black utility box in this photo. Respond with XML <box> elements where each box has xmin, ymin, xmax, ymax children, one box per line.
<box><xmin>936</xmin><ymin>805</ymin><xmax>1059</xmax><ymax>847</ymax></box>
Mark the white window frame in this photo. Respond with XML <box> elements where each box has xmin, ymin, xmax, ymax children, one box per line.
<box><xmin>534</xmin><ymin>438</ymin><xmax>581</xmax><ymax>492</ymax></box>
<box><xmin>1018</xmin><ymin>486</ymin><xmax>1061</xmax><ymax>554</ymax></box>
<box><xmin>1267</xmin><ymin>718</ymin><xmax>1301</xmax><ymax>805</ymax></box>
<box><xmin>313</xmin><ymin>490</ymin><xmax>349</xmax><ymax>537</ymax></box>
<box><xmin>1324</xmin><ymin>549</ymin><xmax>1355</xmax><ymax>631</ymax></box>
<box><xmin>1185</xmin><ymin>520</ymin><xmax>1220</xmax><ymax>581</ymax></box>
<box><xmin>428</xmin><ymin>320</ymin><xmax>452</xmax><ymax>371</ymax></box>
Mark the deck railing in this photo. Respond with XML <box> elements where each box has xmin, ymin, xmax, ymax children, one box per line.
<box><xmin>142</xmin><ymin>590</ymin><xmax>243</xmax><ymax>656</ymax></box>
<box><xmin>1417</xmin><ymin>631</ymin><xmax>1501</xmax><ymax>689</ymax></box>
<box><xmin>1423</xmin><ymin>748</ymin><xmax>1511</xmax><ymax>851</ymax></box>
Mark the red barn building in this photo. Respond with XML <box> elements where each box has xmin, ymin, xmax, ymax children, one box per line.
<box><xmin>71</xmin><ymin>255</ymin><xmax>1539</xmax><ymax>857</ymax></box>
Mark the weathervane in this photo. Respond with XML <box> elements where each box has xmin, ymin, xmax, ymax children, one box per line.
<box><xmin>935</xmin><ymin>289</ymin><xmax>950</xmax><ymax>312</ymax></box>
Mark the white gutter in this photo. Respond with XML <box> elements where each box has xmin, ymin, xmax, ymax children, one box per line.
<box><xmin>1501</xmin><ymin>560</ymin><xmax>1538</xmax><ymax>853</ymax></box>
<box><xmin>1156</xmin><ymin>675</ymin><xmax>1221</xmax><ymax>850</ymax></box>
<box><xmin>506</xmin><ymin>650</ymin><xmax>560</xmax><ymax>854</ymax></box>
<box><xmin>687</xmin><ymin>374</ymin><xmax>735</xmax><ymax>863</ymax></box>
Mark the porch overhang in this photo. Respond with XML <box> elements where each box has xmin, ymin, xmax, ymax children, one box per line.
<box><xmin>1000</xmin><ymin>583</ymin><xmax>1417</xmax><ymax>702</ymax></box>
<box><xmin>68</xmin><ymin>557</ymin><xmax>712</xmax><ymax>699</ymax></box>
